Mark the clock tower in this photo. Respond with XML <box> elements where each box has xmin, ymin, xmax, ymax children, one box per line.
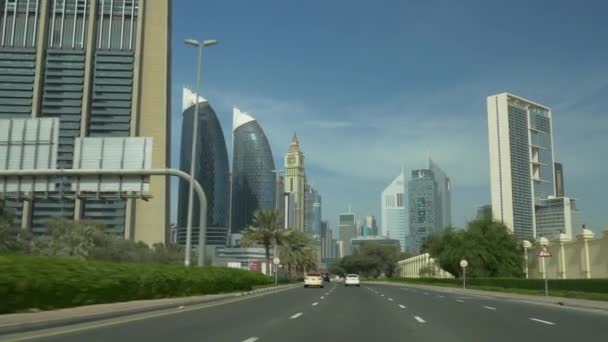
<box><xmin>285</xmin><ymin>133</ymin><xmax>306</xmax><ymax>231</ymax></box>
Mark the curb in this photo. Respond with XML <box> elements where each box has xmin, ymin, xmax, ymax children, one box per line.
<box><xmin>365</xmin><ymin>281</ymin><xmax>608</xmax><ymax>312</ymax></box>
<box><xmin>0</xmin><ymin>284</ymin><xmax>298</xmax><ymax>337</ymax></box>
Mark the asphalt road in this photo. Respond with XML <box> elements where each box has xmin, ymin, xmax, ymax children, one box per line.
<box><xmin>2</xmin><ymin>282</ymin><xmax>607</xmax><ymax>342</ymax></box>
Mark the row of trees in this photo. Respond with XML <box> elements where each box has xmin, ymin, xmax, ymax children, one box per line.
<box><xmin>0</xmin><ymin>203</ymin><xmax>185</xmax><ymax>264</ymax></box>
<box><xmin>421</xmin><ymin>218</ymin><xmax>525</xmax><ymax>278</ymax></box>
<box><xmin>240</xmin><ymin>209</ymin><xmax>318</xmax><ymax>277</ymax></box>
<box><xmin>329</xmin><ymin>242</ymin><xmax>411</xmax><ymax>278</ymax></box>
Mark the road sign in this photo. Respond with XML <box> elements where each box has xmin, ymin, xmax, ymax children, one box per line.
<box><xmin>460</xmin><ymin>259</ymin><xmax>468</xmax><ymax>268</ymax></box>
<box><xmin>538</xmin><ymin>246</ymin><xmax>552</xmax><ymax>258</ymax></box>
<box><xmin>249</xmin><ymin>260</ymin><xmax>261</xmax><ymax>271</ymax></box>
<box><xmin>273</xmin><ymin>257</ymin><xmax>280</xmax><ymax>265</ymax></box>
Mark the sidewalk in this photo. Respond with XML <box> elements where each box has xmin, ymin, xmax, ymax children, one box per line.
<box><xmin>368</xmin><ymin>281</ymin><xmax>608</xmax><ymax>312</ymax></box>
<box><xmin>0</xmin><ymin>284</ymin><xmax>298</xmax><ymax>336</ymax></box>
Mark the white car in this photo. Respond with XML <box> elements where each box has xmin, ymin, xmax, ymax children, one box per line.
<box><xmin>344</xmin><ymin>274</ymin><xmax>360</xmax><ymax>287</ymax></box>
<box><xmin>304</xmin><ymin>272</ymin><xmax>324</xmax><ymax>288</ymax></box>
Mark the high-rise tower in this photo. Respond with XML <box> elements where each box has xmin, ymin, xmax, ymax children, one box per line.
<box><xmin>231</xmin><ymin>107</ymin><xmax>276</xmax><ymax>234</ymax></box>
<box><xmin>0</xmin><ymin>0</ymin><xmax>171</xmax><ymax>244</ymax></box>
<box><xmin>381</xmin><ymin>169</ymin><xmax>407</xmax><ymax>252</ymax></box>
<box><xmin>284</xmin><ymin>133</ymin><xmax>305</xmax><ymax>231</ymax></box>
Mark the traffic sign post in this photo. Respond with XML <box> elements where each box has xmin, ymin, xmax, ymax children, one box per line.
<box><xmin>537</xmin><ymin>246</ymin><xmax>552</xmax><ymax>296</ymax></box>
<box><xmin>460</xmin><ymin>259</ymin><xmax>468</xmax><ymax>289</ymax></box>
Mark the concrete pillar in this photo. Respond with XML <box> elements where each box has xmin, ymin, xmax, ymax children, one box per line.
<box><xmin>558</xmin><ymin>233</ymin><xmax>569</xmax><ymax>279</ymax></box>
<box><xmin>522</xmin><ymin>240</ymin><xmax>531</xmax><ymax>279</ymax></box>
<box><xmin>538</xmin><ymin>237</ymin><xmax>548</xmax><ymax>279</ymax></box>
<box><xmin>577</xmin><ymin>228</ymin><xmax>594</xmax><ymax>279</ymax></box>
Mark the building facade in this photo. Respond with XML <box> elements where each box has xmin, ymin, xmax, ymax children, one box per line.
<box><xmin>381</xmin><ymin>170</ymin><xmax>407</xmax><ymax>252</ymax></box>
<box><xmin>320</xmin><ymin>220</ymin><xmax>334</xmax><ymax>259</ymax></box>
<box><xmin>408</xmin><ymin>169</ymin><xmax>437</xmax><ymax>253</ymax></box>
<box><xmin>428</xmin><ymin>158</ymin><xmax>451</xmax><ymax>229</ymax></box>
<box><xmin>487</xmin><ymin>93</ymin><xmax>574</xmax><ymax>240</ymax></box>
<box><xmin>230</xmin><ymin>107</ymin><xmax>276</xmax><ymax>234</ymax></box>
<box><xmin>338</xmin><ymin>212</ymin><xmax>357</xmax><ymax>256</ymax></box>
<box><xmin>303</xmin><ymin>183</ymin><xmax>322</xmax><ymax>235</ymax></box>
<box><xmin>361</xmin><ymin>215</ymin><xmax>378</xmax><ymax>236</ymax></box>
<box><xmin>0</xmin><ymin>0</ymin><xmax>171</xmax><ymax>244</ymax></box>
<box><xmin>535</xmin><ymin>197</ymin><xmax>576</xmax><ymax>240</ymax></box>
<box><xmin>284</xmin><ymin>133</ymin><xmax>305</xmax><ymax>231</ymax></box>
<box><xmin>554</xmin><ymin>162</ymin><xmax>565</xmax><ymax>197</ymax></box>
<box><xmin>351</xmin><ymin>236</ymin><xmax>401</xmax><ymax>253</ymax></box>
<box><xmin>177</xmin><ymin>88</ymin><xmax>229</xmax><ymax>246</ymax></box>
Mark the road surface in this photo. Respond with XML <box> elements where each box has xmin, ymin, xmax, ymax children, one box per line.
<box><xmin>2</xmin><ymin>283</ymin><xmax>606</xmax><ymax>341</ymax></box>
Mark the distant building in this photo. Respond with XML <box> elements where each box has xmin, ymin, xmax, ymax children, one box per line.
<box><xmin>351</xmin><ymin>236</ymin><xmax>401</xmax><ymax>253</ymax></box>
<box><xmin>428</xmin><ymin>159</ymin><xmax>452</xmax><ymax>229</ymax></box>
<box><xmin>535</xmin><ymin>197</ymin><xmax>576</xmax><ymax>240</ymax></box>
<box><xmin>321</xmin><ymin>221</ymin><xmax>335</xmax><ymax>259</ymax></box>
<box><xmin>381</xmin><ymin>170</ymin><xmax>408</xmax><ymax>252</ymax></box>
<box><xmin>554</xmin><ymin>162</ymin><xmax>565</xmax><ymax>197</ymax></box>
<box><xmin>177</xmin><ymin>89</ymin><xmax>230</xmax><ymax>246</ymax></box>
<box><xmin>476</xmin><ymin>205</ymin><xmax>493</xmax><ymax>220</ymax></box>
<box><xmin>284</xmin><ymin>134</ymin><xmax>306</xmax><ymax>231</ymax></box>
<box><xmin>408</xmin><ymin>169</ymin><xmax>437</xmax><ymax>253</ymax></box>
<box><xmin>339</xmin><ymin>212</ymin><xmax>357</xmax><ymax>256</ymax></box>
<box><xmin>304</xmin><ymin>184</ymin><xmax>321</xmax><ymax>235</ymax></box>
<box><xmin>360</xmin><ymin>215</ymin><xmax>378</xmax><ymax>236</ymax></box>
<box><xmin>231</xmin><ymin>108</ymin><xmax>276</xmax><ymax>234</ymax></box>
<box><xmin>487</xmin><ymin>93</ymin><xmax>576</xmax><ymax>240</ymax></box>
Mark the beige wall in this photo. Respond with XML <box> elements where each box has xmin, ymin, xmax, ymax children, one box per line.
<box><xmin>132</xmin><ymin>0</ymin><xmax>171</xmax><ymax>245</ymax></box>
<box><xmin>526</xmin><ymin>228</ymin><xmax>608</xmax><ymax>279</ymax></box>
<box><xmin>397</xmin><ymin>253</ymin><xmax>454</xmax><ymax>278</ymax></box>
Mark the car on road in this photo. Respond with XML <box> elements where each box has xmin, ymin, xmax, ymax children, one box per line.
<box><xmin>322</xmin><ymin>273</ymin><xmax>331</xmax><ymax>282</ymax></box>
<box><xmin>304</xmin><ymin>272</ymin><xmax>324</xmax><ymax>288</ymax></box>
<box><xmin>344</xmin><ymin>274</ymin><xmax>360</xmax><ymax>287</ymax></box>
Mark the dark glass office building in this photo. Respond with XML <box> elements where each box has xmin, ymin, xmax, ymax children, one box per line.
<box><xmin>177</xmin><ymin>89</ymin><xmax>230</xmax><ymax>246</ymax></box>
<box><xmin>230</xmin><ymin>108</ymin><xmax>276</xmax><ymax>234</ymax></box>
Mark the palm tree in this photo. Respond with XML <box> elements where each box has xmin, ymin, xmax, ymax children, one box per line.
<box><xmin>279</xmin><ymin>230</ymin><xmax>318</xmax><ymax>277</ymax></box>
<box><xmin>240</xmin><ymin>209</ymin><xmax>285</xmax><ymax>275</ymax></box>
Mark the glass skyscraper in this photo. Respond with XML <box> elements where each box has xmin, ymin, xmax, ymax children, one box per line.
<box><xmin>0</xmin><ymin>0</ymin><xmax>171</xmax><ymax>244</ymax></box>
<box><xmin>177</xmin><ymin>88</ymin><xmax>230</xmax><ymax>246</ymax></box>
<box><xmin>381</xmin><ymin>170</ymin><xmax>407</xmax><ymax>252</ymax></box>
<box><xmin>338</xmin><ymin>212</ymin><xmax>357</xmax><ymax>256</ymax></box>
<box><xmin>230</xmin><ymin>107</ymin><xmax>276</xmax><ymax>234</ymax></box>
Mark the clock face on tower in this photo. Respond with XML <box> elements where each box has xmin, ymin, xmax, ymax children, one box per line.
<box><xmin>287</xmin><ymin>157</ymin><xmax>295</xmax><ymax>165</ymax></box>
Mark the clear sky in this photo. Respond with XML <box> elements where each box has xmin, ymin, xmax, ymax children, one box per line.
<box><xmin>169</xmin><ymin>0</ymin><xmax>608</xmax><ymax>236</ymax></box>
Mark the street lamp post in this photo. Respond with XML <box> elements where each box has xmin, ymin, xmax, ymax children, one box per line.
<box><xmin>270</xmin><ymin>169</ymin><xmax>285</xmax><ymax>280</ymax></box>
<box><xmin>184</xmin><ymin>38</ymin><xmax>218</xmax><ymax>266</ymax></box>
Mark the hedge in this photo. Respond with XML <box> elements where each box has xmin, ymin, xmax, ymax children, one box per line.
<box><xmin>387</xmin><ymin>277</ymin><xmax>608</xmax><ymax>295</ymax></box>
<box><xmin>0</xmin><ymin>255</ymin><xmax>272</xmax><ymax>314</ymax></box>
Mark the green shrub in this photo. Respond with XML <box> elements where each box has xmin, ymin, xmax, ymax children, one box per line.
<box><xmin>0</xmin><ymin>255</ymin><xmax>272</xmax><ymax>314</ymax></box>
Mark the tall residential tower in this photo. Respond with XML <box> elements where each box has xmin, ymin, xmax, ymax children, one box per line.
<box><xmin>284</xmin><ymin>133</ymin><xmax>305</xmax><ymax>231</ymax></box>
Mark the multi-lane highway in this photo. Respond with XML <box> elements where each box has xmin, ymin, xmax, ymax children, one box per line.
<box><xmin>2</xmin><ymin>282</ymin><xmax>606</xmax><ymax>342</ymax></box>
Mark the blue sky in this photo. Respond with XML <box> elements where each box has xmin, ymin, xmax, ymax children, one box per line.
<box><xmin>169</xmin><ymin>0</ymin><xmax>608</xmax><ymax>236</ymax></box>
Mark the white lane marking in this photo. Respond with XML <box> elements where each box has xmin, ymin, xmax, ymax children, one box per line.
<box><xmin>381</xmin><ymin>294</ymin><xmax>385</xmax><ymax>297</ymax></box>
<box><xmin>456</xmin><ymin>299</ymin><xmax>464</xmax><ymax>303</ymax></box>
<box><xmin>483</xmin><ymin>306</ymin><xmax>497</xmax><ymax>311</ymax></box>
<box><xmin>312</xmin><ymin>302</ymin><xmax>319</xmax><ymax>306</ymax></box>
<box><xmin>438</xmin><ymin>295</ymin><xmax>445</xmax><ymax>298</ymax></box>
<box><xmin>321</xmin><ymin>296</ymin><xmax>325</xmax><ymax>299</ymax></box>
<box><xmin>290</xmin><ymin>312</ymin><xmax>303</xmax><ymax>319</ymax></box>
<box><xmin>424</xmin><ymin>293</ymin><xmax>429</xmax><ymax>295</ymax></box>
<box><xmin>388</xmin><ymin>298</ymin><xmax>394</xmax><ymax>301</ymax></box>
<box><xmin>177</xmin><ymin>306</ymin><xmax>185</xmax><ymax>309</ymax></box>
<box><xmin>242</xmin><ymin>338</ymin><xmax>259</xmax><ymax>342</ymax></box>
<box><xmin>414</xmin><ymin>316</ymin><xmax>426</xmax><ymax>323</ymax></box>
<box><xmin>530</xmin><ymin>318</ymin><xmax>555</xmax><ymax>325</ymax></box>
<box><xmin>399</xmin><ymin>304</ymin><xmax>406</xmax><ymax>309</ymax></box>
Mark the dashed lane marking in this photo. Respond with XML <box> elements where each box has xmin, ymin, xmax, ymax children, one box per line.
<box><xmin>290</xmin><ymin>312</ymin><xmax>303</xmax><ymax>319</ymax></box>
<box><xmin>483</xmin><ymin>306</ymin><xmax>497</xmax><ymax>310</ymax></box>
<box><xmin>414</xmin><ymin>316</ymin><xmax>426</xmax><ymax>323</ymax></box>
<box><xmin>312</xmin><ymin>302</ymin><xmax>319</xmax><ymax>306</ymax></box>
<box><xmin>530</xmin><ymin>318</ymin><xmax>555</xmax><ymax>325</ymax></box>
<box><xmin>456</xmin><ymin>300</ymin><xmax>465</xmax><ymax>303</ymax></box>
<box><xmin>242</xmin><ymin>338</ymin><xmax>259</xmax><ymax>342</ymax></box>
<box><xmin>399</xmin><ymin>305</ymin><xmax>406</xmax><ymax>309</ymax></box>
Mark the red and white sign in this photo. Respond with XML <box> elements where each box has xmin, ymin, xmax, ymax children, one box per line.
<box><xmin>538</xmin><ymin>246</ymin><xmax>552</xmax><ymax>258</ymax></box>
<box><xmin>249</xmin><ymin>261</ymin><xmax>261</xmax><ymax>271</ymax></box>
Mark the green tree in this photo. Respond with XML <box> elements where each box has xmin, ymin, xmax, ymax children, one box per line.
<box><xmin>428</xmin><ymin>219</ymin><xmax>524</xmax><ymax>278</ymax></box>
<box><xmin>39</xmin><ymin>218</ymin><xmax>108</xmax><ymax>258</ymax></box>
<box><xmin>0</xmin><ymin>203</ymin><xmax>32</xmax><ymax>253</ymax></box>
<box><xmin>241</xmin><ymin>209</ymin><xmax>285</xmax><ymax>275</ymax></box>
<box><xmin>279</xmin><ymin>229</ymin><xmax>315</xmax><ymax>277</ymax></box>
